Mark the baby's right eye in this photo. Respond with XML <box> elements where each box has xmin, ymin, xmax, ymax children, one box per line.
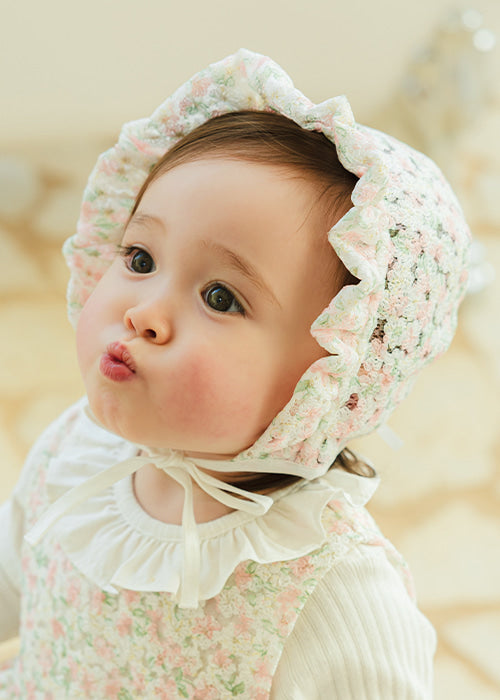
<box><xmin>119</xmin><ymin>246</ymin><xmax>156</xmax><ymax>274</ymax></box>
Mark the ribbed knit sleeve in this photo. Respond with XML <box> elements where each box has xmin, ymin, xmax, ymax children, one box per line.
<box><xmin>271</xmin><ymin>544</ymin><xmax>436</xmax><ymax>699</ymax></box>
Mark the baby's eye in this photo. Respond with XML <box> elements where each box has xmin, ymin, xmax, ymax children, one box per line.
<box><xmin>203</xmin><ymin>284</ymin><xmax>245</xmax><ymax>315</ymax></box>
<box><xmin>119</xmin><ymin>246</ymin><xmax>156</xmax><ymax>274</ymax></box>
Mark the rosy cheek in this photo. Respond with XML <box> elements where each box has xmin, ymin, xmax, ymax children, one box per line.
<box><xmin>165</xmin><ymin>351</ymin><xmax>254</xmax><ymax>441</ymax></box>
<box><xmin>75</xmin><ymin>307</ymin><xmax>93</xmax><ymax>370</ymax></box>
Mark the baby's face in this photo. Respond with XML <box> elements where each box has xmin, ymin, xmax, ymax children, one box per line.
<box><xmin>77</xmin><ymin>158</ymin><xmax>340</xmax><ymax>458</ymax></box>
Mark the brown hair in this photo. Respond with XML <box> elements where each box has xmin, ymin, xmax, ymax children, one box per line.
<box><xmin>132</xmin><ymin>110</ymin><xmax>358</xmax><ymax>223</ymax></box>
<box><xmin>130</xmin><ymin>110</ymin><xmax>374</xmax><ymax>484</ymax></box>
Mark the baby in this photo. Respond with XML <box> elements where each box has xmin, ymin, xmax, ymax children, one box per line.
<box><xmin>0</xmin><ymin>50</ymin><xmax>470</xmax><ymax>698</ymax></box>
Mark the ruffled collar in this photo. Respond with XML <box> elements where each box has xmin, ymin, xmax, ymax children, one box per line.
<box><xmin>25</xmin><ymin>400</ymin><xmax>378</xmax><ymax>608</ymax></box>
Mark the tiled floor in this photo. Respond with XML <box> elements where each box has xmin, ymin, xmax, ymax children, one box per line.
<box><xmin>0</xmin><ymin>128</ymin><xmax>498</xmax><ymax>698</ymax></box>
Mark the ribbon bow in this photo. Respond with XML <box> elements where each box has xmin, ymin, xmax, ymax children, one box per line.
<box><xmin>25</xmin><ymin>448</ymin><xmax>313</xmax><ymax>608</ymax></box>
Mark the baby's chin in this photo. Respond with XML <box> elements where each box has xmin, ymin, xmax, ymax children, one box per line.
<box><xmin>138</xmin><ymin>431</ymin><xmax>264</xmax><ymax>462</ymax></box>
<box><xmin>86</xmin><ymin>392</ymin><xmax>272</xmax><ymax>459</ymax></box>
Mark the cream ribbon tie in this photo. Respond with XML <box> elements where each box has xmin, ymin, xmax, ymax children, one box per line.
<box><xmin>25</xmin><ymin>449</ymin><xmax>311</xmax><ymax>608</ymax></box>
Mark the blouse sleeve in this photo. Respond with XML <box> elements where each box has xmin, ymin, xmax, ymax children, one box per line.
<box><xmin>270</xmin><ymin>544</ymin><xmax>436</xmax><ymax>699</ymax></box>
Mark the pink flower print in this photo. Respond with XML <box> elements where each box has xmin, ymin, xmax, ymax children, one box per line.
<box><xmin>46</xmin><ymin>559</ymin><xmax>58</xmax><ymax>587</ymax></box>
<box><xmin>24</xmin><ymin>612</ymin><xmax>35</xmax><ymax>631</ymax></box>
<box><xmin>128</xmin><ymin>133</ymin><xmax>157</xmax><ymax>156</ymax></box>
<box><xmin>26</xmin><ymin>571</ymin><xmax>37</xmax><ymax>594</ymax></box>
<box><xmin>289</xmin><ymin>555</ymin><xmax>315</xmax><ymax>579</ymax></box>
<box><xmin>354</xmin><ymin>181</ymin><xmax>379</xmax><ymax>205</ymax></box>
<box><xmin>91</xmin><ymin>589</ymin><xmax>106</xmax><ymax>614</ymax></box>
<box><xmin>191</xmin><ymin>77</ymin><xmax>212</xmax><ymax>97</ymax></box>
<box><xmin>132</xmin><ymin>673</ymin><xmax>147</xmax><ymax>694</ymax></box>
<box><xmin>51</xmin><ymin>618</ymin><xmax>65</xmax><ymax>640</ymax></box>
<box><xmin>154</xmin><ymin>649</ymin><xmax>167</xmax><ymax>669</ymax></box>
<box><xmin>81</xmin><ymin>670</ymin><xmax>97</xmax><ymax>694</ymax></box>
<box><xmin>214</xmin><ymin>648</ymin><xmax>231</xmax><ymax>669</ymax></box>
<box><xmin>234</xmin><ymin>565</ymin><xmax>252</xmax><ymax>590</ymax></box>
<box><xmin>193</xmin><ymin>684</ymin><xmax>219</xmax><ymax>700</ymax></box>
<box><xmin>193</xmin><ymin>614</ymin><xmax>222</xmax><ymax>640</ymax></box>
<box><xmin>278</xmin><ymin>611</ymin><xmax>293</xmax><ymax>637</ymax></box>
<box><xmin>164</xmin><ymin>641</ymin><xmax>183</xmax><ymax>666</ymax></box>
<box><xmin>25</xmin><ymin>681</ymin><xmax>36</xmax><ymax>700</ymax></box>
<box><xmin>116</xmin><ymin>614</ymin><xmax>133</xmax><ymax>637</ymax></box>
<box><xmin>80</xmin><ymin>200</ymin><xmax>101</xmax><ymax>220</ymax></box>
<box><xmin>39</xmin><ymin>644</ymin><xmax>53</xmax><ymax>674</ymax></box>
<box><xmin>97</xmin><ymin>157</ymin><xmax>120</xmax><ymax>177</ymax></box>
<box><xmin>67</xmin><ymin>656</ymin><xmax>80</xmax><ymax>682</ymax></box>
<box><xmin>122</xmin><ymin>589</ymin><xmax>141</xmax><ymax>605</ymax></box>
<box><xmin>277</xmin><ymin>586</ymin><xmax>301</xmax><ymax>613</ymax></box>
<box><xmin>331</xmin><ymin>517</ymin><xmax>351</xmax><ymax>535</ymax></box>
<box><xmin>295</xmin><ymin>440</ymin><xmax>322</xmax><ymax>469</ymax></box>
<box><xmin>261</xmin><ymin>434</ymin><xmax>286</xmax><ymax>453</ymax></box>
<box><xmin>94</xmin><ymin>636</ymin><xmax>114</xmax><ymax>661</ymax></box>
<box><xmin>62</xmin><ymin>553</ymin><xmax>75</xmax><ymax>574</ymax></box>
<box><xmin>309</xmin><ymin>360</ymin><xmax>336</xmax><ymax>385</ymax></box>
<box><xmin>104</xmin><ymin>679</ymin><xmax>122</xmax><ymax>700</ymax></box>
<box><xmin>155</xmin><ymin>679</ymin><xmax>178</xmax><ymax>697</ymax></box>
<box><xmin>66</xmin><ymin>577</ymin><xmax>81</xmax><ymax>605</ymax></box>
<box><xmin>147</xmin><ymin>609</ymin><xmax>164</xmax><ymax>641</ymax></box>
<box><xmin>21</xmin><ymin>554</ymin><xmax>31</xmax><ymax>574</ymax></box>
<box><xmin>255</xmin><ymin>659</ymin><xmax>272</xmax><ymax>682</ymax></box>
<box><xmin>234</xmin><ymin>613</ymin><xmax>253</xmax><ymax>638</ymax></box>
<box><xmin>28</xmin><ymin>490</ymin><xmax>42</xmax><ymax>514</ymax></box>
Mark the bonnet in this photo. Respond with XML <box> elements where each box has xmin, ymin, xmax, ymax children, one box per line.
<box><xmin>26</xmin><ymin>50</ymin><xmax>471</xmax><ymax>608</ymax></box>
<box><xmin>63</xmin><ymin>48</ymin><xmax>471</xmax><ymax>473</ymax></box>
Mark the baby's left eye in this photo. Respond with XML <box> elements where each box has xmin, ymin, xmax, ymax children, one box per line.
<box><xmin>203</xmin><ymin>284</ymin><xmax>245</xmax><ymax>315</ymax></box>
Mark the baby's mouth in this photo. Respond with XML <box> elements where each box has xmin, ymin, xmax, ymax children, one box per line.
<box><xmin>99</xmin><ymin>342</ymin><xmax>136</xmax><ymax>381</ymax></box>
<box><xmin>106</xmin><ymin>342</ymin><xmax>136</xmax><ymax>372</ymax></box>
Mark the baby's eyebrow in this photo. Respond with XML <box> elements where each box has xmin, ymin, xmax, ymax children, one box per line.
<box><xmin>127</xmin><ymin>211</ymin><xmax>164</xmax><ymax>229</ymax></box>
<box><xmin>199</xmin><ymin>239</ymin><xmax>280</xmax><ymax>308</ymax></box>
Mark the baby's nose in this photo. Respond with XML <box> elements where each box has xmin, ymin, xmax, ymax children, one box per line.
<box><xmin>123</xmin><ymin>302</ymin><xmax>172</xmax><ymax>344</ymax></box>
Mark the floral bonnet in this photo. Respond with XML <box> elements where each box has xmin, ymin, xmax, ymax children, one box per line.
<box><xmin>63</xmin><ymin>49</ymin><xmax>471</xmax><ymax>478</ymax></box>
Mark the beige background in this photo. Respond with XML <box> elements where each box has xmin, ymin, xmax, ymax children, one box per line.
<box><xmin>1</xmin><ymin>1</ymin><xmax>499</xmax><ymax>697</ymax></box>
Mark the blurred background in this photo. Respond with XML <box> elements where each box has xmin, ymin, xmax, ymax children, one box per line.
<box><xmin>0</xmin><ymin>1</ymin><xmax>499</xmax><ymax>697</ymax></box>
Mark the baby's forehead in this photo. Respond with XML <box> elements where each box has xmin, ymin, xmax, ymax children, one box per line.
<box><xmin>126</xmin><ymin>156</ymin><xmax>350</xmax><ymax>298</ymax></box>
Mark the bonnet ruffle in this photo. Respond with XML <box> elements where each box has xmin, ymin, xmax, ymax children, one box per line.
<box><xmin>63</xmin><ymin>48</ymin><xmax>471</xmax><ymax>476</ymax></box>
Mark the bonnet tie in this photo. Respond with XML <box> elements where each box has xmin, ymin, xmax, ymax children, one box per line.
<box><xmin>25</xmin><ymin>449</ymin><xmax>312</xmax><ymax>609</ymax></box>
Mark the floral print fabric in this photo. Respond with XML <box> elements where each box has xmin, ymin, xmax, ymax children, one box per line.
<box><xmin>0</xmin><ymin>408</ymin><xmax>413</xmax><ymax>699</ymax></box>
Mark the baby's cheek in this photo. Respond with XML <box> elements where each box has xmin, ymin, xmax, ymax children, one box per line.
<box><xmin>173</xmin><ymin>352</ymin><xmax>259</xmax><ymax>440</ymax></box>
<box><xmin>75</xmin><ymin>301</ymin><xmax>97</xmax><ymax>372</ymax></box>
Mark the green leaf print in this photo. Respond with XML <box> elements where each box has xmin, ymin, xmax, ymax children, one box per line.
<box><xmin>252</xmin><ymin>644</ymin><xmax>268</xmax><ymax>658</ymax></box>
<box><xmin>117</xmin><ymin>688</ymin><xmax>135</xmax><ymax>700</ymax></box>
<box><xmin>174</xmin><ymin>668</ymin><xmax>190</xmax><ymax>698</ymax></box>
<box><xmin>295</xmin><ymin>379</ymin><xmax>312</xmax><ymax>392</ymax></box>
<box><xmin>103</xmin><ymin>591</ymin><xmax>116</xmax><ymax>607</ymax></box>
<box><xmin>216</xmin><ymin>672</ymin><xmax>246</xmax><ymax>695</ymax></box>
<box><xmin>246</xmin><ymin>590</ymin><xmax>257</xmax><ymax>606</ymax></box>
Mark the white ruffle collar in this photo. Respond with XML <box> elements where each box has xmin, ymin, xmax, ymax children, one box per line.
<box><xmin>25</xmin><ymin>402</ymin><xmax>378</xmax><ymax>608</ymax></box>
